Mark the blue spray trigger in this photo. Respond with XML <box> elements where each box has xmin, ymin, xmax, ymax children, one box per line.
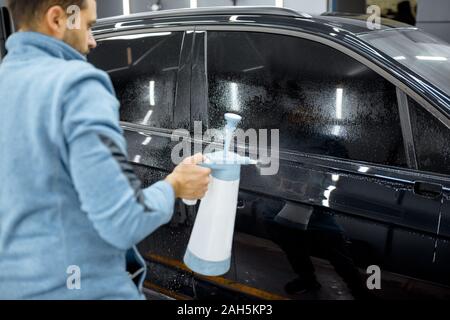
<box><xmin>198</xmin><ymin>151</ymin><xmax>256</xmax><ymax>182</ymax></box>
<box><xmin>181</xmin><ymin>151</ymin><xmax>256</xmax><ymax>205</ymax></box>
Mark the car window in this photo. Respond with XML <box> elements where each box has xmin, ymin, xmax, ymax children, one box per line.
<box><xmin>88</xmin><ymin>31</ymin><xmax>184</xmax><ymax>129</ymax></box>
<box><xmin>206</xmin><ymin>31</ymin><xmax>407</xmax><ymax>168</ymax></box>
<box><xmin>360</xmin><ymin>29</ymin><xmax>450</xmax><ymax>98</ymax></box>
<box><xmin>408</xmin><ymin>98</ymin><xmax>450</xmax><ymax>176</ymax></box>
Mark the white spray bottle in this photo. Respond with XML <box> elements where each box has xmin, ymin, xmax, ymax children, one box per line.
<box><xmin>183</xmin><ymin>113</ymin><xmax>256</xmax><ymax>276</ymax></box>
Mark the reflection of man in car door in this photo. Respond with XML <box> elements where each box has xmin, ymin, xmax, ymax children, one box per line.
<box><xmin>0</xmin><ymin>0</ymin><xmax>210</xmax><ymax>299</ymax></box>
<box><xmin>272</xmin><ymin>210</ymin><xmax>373</xmax><ymax>300</ymax></box>
<box><xmin>258</xmin><ymin>174</ymin><xmax>373</xmax><ymax>300</ymax></box>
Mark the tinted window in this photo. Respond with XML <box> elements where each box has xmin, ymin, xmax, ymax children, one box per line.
<box><xmin>361</xmin><ymin>29</ymin><xmax>450</xmax><ymax>98</ymax></box>
<box><xmin>88</xmin><ymin>32</ymin><xmax>183</xmax><ymax>129</ymax></box>
<box><xmin>206</xmin><ymin>31</ymin><xmax>407</xmax><ymax>167</ymax></box>
<box><xmin>409</xmin><ymin>98</ymin><xmax>450</xmax><ymax>175</ymax></box>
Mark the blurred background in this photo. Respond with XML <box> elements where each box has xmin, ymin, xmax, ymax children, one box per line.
<box><xmin>0</xmin><ymin>0</ymin><xmax>448</xmax><ymax>42</ymax></box>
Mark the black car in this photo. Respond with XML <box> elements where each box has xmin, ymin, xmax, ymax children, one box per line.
<box><xmin>4</xmin><ymin>5</ymin><xmax>449</xmax><ymax>300</ymax></box>
<box><xmin>86</xmin><ymin>6</ymin><xmax>450</xmax><ymax>300</ymax></box>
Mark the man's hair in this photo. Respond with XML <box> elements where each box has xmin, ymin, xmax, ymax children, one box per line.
<box><xmin>7</xmin><ymin>0</ymin><xmax>86</xmax><ymax>29</ymax></box>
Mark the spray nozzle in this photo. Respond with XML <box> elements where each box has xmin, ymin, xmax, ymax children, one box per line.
<box><xmin>224</xmin><ymin>113</ymin><xmax>242</xmax><ymax>159</ymax></box>
<box><xmin>224</xmin><ymin>113</ymin><xmax>242</xmax><ymax>130</ymax></box>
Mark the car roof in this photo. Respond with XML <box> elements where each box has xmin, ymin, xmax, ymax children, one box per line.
<box><xmin>95</xmin><ymin>6</ymin><xmax>312</xmax><ymax>24</ymax></box>
<box><xmin>93</xmin><ymin>6</ymin><xmax>415</xmax><ymax>36</ymax></box>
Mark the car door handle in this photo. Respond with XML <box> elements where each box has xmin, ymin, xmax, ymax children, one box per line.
<box><xmin>414</xmin><ymin>181</ymin><xmax>443</xmax><ymax>199</ymax></box>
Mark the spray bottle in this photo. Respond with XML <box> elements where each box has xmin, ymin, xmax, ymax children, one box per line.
<box><xmin>182</xmin><ymin>113</ymin><xmax>256</xmax><ymax>276</ymax></box>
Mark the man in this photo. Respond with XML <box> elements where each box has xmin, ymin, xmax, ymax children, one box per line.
<box><xmin>0</xmin><ymin>0</ymin><xmax>211</xmax><ymax>299</ymax></box>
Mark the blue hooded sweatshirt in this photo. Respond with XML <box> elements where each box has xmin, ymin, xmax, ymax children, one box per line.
<box><xmin>0</xmin><ymin>32</ymin><xmax>175</xmax><ymax>299</ymax></box>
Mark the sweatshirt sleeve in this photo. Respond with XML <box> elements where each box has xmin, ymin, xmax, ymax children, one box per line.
<box><xmin>61</xmin><ymin>66</ymin><xmax>175</xmax><ymax>250</ymax></box>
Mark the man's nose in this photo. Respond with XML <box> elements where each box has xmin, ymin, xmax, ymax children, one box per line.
<box><xmin>88</xmin><ymin>33</ymin><xmax>97</xmax><ymax>50</ymax></box>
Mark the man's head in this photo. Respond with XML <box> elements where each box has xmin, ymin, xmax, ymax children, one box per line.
<box><xmin>7</xmin><ymin>0</ymin><xmax>97</xmax><ymax>55</ymax></box>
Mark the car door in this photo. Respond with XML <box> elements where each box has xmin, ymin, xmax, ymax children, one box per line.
<box><xmin>191</xmin><ymin>27</ymin><xmax>446</xmax><ymax>293</ymax></box>
<box><xmin>88</xmin><ymin>28</ymin><xmax>195</xmax><ymax>258</ymax></box>
<box><xmin>406</xmin><ymin>96</ymin><xmax>450</xmax><ymax>285</ymax></box>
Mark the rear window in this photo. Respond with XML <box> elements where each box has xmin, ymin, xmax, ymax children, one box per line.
<box><xmin>88</xmin><ymin>31</ymin><xmax>184</xmax><ymax>129</ymax></box>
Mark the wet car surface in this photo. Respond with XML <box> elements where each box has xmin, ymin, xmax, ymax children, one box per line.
<box><xmin>88</xmin><ymin>7</ymin><xmax>450</xmax><ymax>300</ymax></box>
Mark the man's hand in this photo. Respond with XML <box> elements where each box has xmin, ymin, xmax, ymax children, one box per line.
<box><xmin>165</xmin><ymin>153</ymin><xmax>211</xmax><ymax>200</ymax></box>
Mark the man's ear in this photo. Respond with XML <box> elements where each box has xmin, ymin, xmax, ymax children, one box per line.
<box><xmin>43</xmin><ymin>6</ymin><xmax>67</xmax><ymax>38</ymax></box>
